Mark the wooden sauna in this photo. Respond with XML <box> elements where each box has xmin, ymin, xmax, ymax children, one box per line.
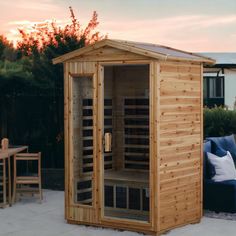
<box><xmin>53</xmin><ymin>39</ymin><xmax>214</xmax><ymax>235</ymax></box>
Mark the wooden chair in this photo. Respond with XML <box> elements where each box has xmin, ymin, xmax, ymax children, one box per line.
<box><xmin>0</xmin><ymin>159</ymin><xmax>7</xmax><ymax>208</ymax></box>
<box><xmin>0</xmin><ymin>157</ymin><xmax>11</xmax><ymax>208</ymax></box>
<box><xmin>13</xmin><ymin>152</ymin><xmax>42</xmax><ymax>203</ymax></box>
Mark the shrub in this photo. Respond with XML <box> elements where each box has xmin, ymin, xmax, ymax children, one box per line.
<box><xmin>204</xmin><ymin>107</ymin><xmax>236</xmax><ymax>138</ymax></box>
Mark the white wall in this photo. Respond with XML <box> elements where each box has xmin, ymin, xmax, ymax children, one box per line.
<box><xmin>224</xmin><ymin>69</ymin><xmax>236</xmax><ymax>110</ymax></box>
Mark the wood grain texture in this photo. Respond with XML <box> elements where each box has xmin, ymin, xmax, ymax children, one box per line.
<box><xmin>158</xmin><ymin>61</ymin><xmax>202</xmax><ymax>232</ymax></box>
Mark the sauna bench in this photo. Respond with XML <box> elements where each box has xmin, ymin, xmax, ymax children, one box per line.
<box><xmin>104</xmin><ymin>170</ymin><xmax>149</xmax><ymax>186</ymax></box>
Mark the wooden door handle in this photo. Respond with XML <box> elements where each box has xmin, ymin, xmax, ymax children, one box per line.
<box><xmin>104</xmin><ymin>133</ymin><xmax>112</xmax><ymax>152</ymax></box>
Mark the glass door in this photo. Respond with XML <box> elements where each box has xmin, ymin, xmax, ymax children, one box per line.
<box><xmin>102</xmin><ymin>65</ymin><xmax>150</xmax><ymax>222</ymax></box>
<box><xmin>72</xmin><ymin>75</ymin><xmax>94</xmax><ymax>206</ymax></box>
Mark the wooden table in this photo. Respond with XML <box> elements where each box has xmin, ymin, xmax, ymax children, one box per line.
<box><xmin>0</xmin><ymin>146</ymin><xmax>28</xmax><ymax>207</ymax></box>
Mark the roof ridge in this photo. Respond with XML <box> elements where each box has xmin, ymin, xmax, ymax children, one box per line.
<box><xmin>111</xmin><ymin>39</ymin><xmax>211</xmax><ymax>60</ymax></box>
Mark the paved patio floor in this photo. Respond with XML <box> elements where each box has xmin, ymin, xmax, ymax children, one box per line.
<box><xmin>0</xmin><ymin>190</ymin><xmax>235</xmax><ymax>236</ymax></box>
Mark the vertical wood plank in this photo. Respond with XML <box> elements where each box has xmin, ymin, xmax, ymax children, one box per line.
<box><xmin>3</xmin><ymin>159</ymin><xmax>6</xmax><ymax>206</ymax></box>
<box><xmin>7</xmin><ymin>156</ymin><xmax>11</xmax><ymax>205</ymax></box>
<box><xmin>155</xmin><ymin>61</ymin><xmax>161</xmax><ymax>233</ymax></box>
<box><xmin>68</xmin><ymin>64</ymin><xmax>74</xmax><ymax>218</ymax></box>
<box><xmin>93</xmin><ymin>62</ymin><xmax>99</xmax><ymax>222</ymax></box>
<box><xmin>149</xmin><ymin>61</ymin><xmax>154</xmax><ymax>229</ymax></box>
<box><xmin>97</xmin><ymin>63</ymin><xmax>104</xmax><ymax>221</ymax></box>
<box><xmin>200</xmin><ymin>63</ymin><xmax>204</xmax><ymax>218</ymax></box>
<box><xmin>13</xmin><ymin>155</ymin><xmax>17</xmax><ymax>203</ymax></box>
<box><xmin>64</xmin><ymin>62</ymin><xmax>69</xmax><ymax>219</ymax></box>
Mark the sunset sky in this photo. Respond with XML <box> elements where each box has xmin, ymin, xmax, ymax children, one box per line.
<box><xmin>1</xmin><ymin>0</ymin><xmax>236</xmax><ymax>52</ymax></box>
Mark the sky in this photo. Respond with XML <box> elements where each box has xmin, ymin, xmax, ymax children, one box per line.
<box><xmin>0</xmin><ymin>0</ymin><xmax>236</xmax><ymax>52</ymax></box>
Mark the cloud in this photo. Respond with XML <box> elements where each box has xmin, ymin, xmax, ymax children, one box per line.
<box><xmin>7</xmin><ymin>19</ymin><xmax>70</xmax><ymax>30</ymax></box>
<box><xmin>98</xmin><ymin>14</ymin><xmax>236</xmax><ymax>51</ymax></box>
<box><xmin>1</xmin><ymin>0</ymin><xmax>60</xmax><ymax>12</ymax></box>
<box><xmin>100</xmin><ymin>14</ymin><xmax>236</xmax><ymax>34</ymax></box>
<box><xmin>5</xmin><ymin>18</ymin><xmax>71</xmax><ymax>44</ymax></box>
<box><xmin>2</xmin><ymin>6</ymin><xmax>236</xmax><ymax>52</ymax></box>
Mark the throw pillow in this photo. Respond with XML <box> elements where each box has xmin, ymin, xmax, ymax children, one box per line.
<box><xmin>207</xmin><ymin>151</ymin><xmax>236</xmax><ymax>182</ymax></box>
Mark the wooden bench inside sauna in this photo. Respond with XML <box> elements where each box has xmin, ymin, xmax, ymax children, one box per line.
<box><xmin>53</xmin><ymin>39</ymin><xmax>215</xmax><ymax>235</ymax></box>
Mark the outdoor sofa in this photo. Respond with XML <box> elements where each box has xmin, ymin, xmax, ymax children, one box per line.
<box><xmin>203</xmin><ymin>134</ymin><xmax>236</xmax><ymax>213</ymax></box>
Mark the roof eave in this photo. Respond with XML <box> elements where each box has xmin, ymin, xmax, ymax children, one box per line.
<box><xmin>52</xmin><ymin>39</ymin><xmax>108</xmax><ymax>64</ymax></box>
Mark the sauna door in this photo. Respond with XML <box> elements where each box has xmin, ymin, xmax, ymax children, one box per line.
<box><xmin>100</xmin><ymin>64</ymin><xmax>151</xmax><ymax>223</ymax></box>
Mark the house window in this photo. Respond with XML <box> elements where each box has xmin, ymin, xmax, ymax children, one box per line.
<box><xmin>209</xmin><ymin>77</ymin><xmax>224</xmax><ymax>98</ymax></box>
<box><xmin>203</xmin><ymin>76</ymin><xmax>224</xmax><ymax>107</ymax></box>
<box><xmin>204</xmin><ymin>76</ymin><xmax>224</xmax><ymax>99</ymax></box>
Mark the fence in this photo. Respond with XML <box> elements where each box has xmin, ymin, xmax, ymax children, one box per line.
<box><xmin>0</xmin><ymin>93</ymin><xmax>64</xmax><ymax>170</ymax></box>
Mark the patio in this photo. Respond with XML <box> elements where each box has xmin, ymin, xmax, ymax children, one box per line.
<box><xmin>0</xmin><ymin>190</ymin><xmax>235</xmax><ymax>236</ymax></box>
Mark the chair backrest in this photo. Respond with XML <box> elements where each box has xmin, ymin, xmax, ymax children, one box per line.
<box><xmin>15</xmin><ymin>153</ymin><xmax>41</xmax><ymax>161</ymax></box>
<box><xmin>14</xmin><ymin>152</ymin><xmax>41</xmax><ymax>176</ymax></box>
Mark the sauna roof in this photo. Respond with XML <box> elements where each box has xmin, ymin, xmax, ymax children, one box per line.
<box><xmin>53</xmin><ymin>39</ymin><xmax>215</xmax><ymax>64</ymax></box>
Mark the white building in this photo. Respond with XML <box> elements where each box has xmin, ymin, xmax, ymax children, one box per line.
<box><xmin>201</xmin><ymin>53</ymin><xmax>236</xmax><ymax>109</ymax></box>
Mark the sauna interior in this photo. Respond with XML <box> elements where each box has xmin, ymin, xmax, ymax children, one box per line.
<box><xmin>73</xmin><ymin>64</ymin><xmax>150</xmax><ymax>222</ymax></box>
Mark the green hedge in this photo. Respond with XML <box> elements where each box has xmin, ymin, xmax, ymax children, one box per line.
<box><xmin>204</xmin><ymin>107</ymin><xmax>236</xmax><ymax>138</ymax></box>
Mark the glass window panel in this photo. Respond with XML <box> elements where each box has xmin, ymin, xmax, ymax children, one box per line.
<box><xmin>72</xmin><ymin>76</ymin><xmax>94</xmax><ymax>205</ymax></box>
<box><xmin>208</xmin><ymin>77</ymin><xmax>224</xmax><ymax>98</ymax></box>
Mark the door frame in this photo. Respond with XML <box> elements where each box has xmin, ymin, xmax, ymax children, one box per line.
<box><xmin>97</xmin><ymin>60</ymin><xmax>156</xmax><ymax>231</ymax></box>
<box><xmin>66</xmin><ymin>70</ymin><xmax>98</xmax><ymax>224</ymax></box>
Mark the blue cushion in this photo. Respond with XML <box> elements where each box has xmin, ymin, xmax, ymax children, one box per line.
<box><xmin>204</xmin><ymin>179</ymin><xmax>236</xmax><ymax>212</ymax></box>
<box><xmin>224</xmin><ymin>135</ymin><xmax>236</xmax><ymax>161</ymax></box>
<box><xmin>204</xmin><ymin>140</ymin><xmax>212</xmax><ymax>153</ymax></box>
<box><xmin>206</xmin><ymin>136</ymin><xmax>225</xmax><ymax>148</ymax></box>
<box><xmin>203</xmin><ymin>141</ymin><xmax>215</xmax><ymax>179</ymax></box>
<box><xmin>223</xmin><ymin>134</ymin><xmax>236</xmax><ymax>150</ymax></box>
<box><xmin>211</xmin><ymin>141</ymin><xmax>227</xmax><ymax>157</ymax></box>
<box><xmin>207</xmin><ymin>135</ymin><xmax>236</xmax><ymax>163</ymax></box>
<box><xmin>207</xmin><ymin>159</ymin><xmax>216</xmax><ymax>179</ymax></box>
